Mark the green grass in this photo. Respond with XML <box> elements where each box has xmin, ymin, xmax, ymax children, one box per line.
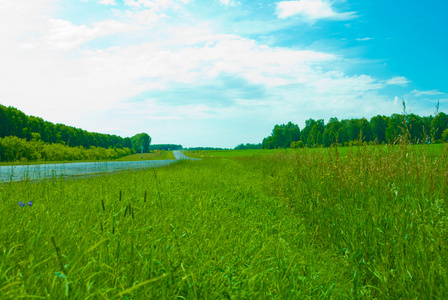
<box><xmin>1</xmin><ymin>144</ymin><xmax>447</xmax><ymax>298</ymax></box>
<box><xmin>184</xmin><ymin>148</ymin><xmax>283</xmax><ymax>158</ymax></box>
<box><xmin>115</xmin><ymin>150</ymin><xmax>175</xmax><ymax>161</ymax></box>
<box><xmin>185</xmin><ymin>143</ymin><xmax>448</xmax><ymax>159</ymax></box>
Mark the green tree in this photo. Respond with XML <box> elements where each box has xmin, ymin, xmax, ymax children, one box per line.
<box><xmin>347</xmin><ymin>119</ymin><xmax>361</xmax><ymax>142</ymax></box>
<box><xmin>300</xmin><ymin>119</ymin><xmax>316</xmax><ymax>146</ymax></box>
<box><xmin>370</xmin><ymin>115</ymin><xmax>387</xmax><ymax>143</ymax></box>
<box><xmin>359</xmin><ymin>118</ymin><xmax>372</xmax><ymax>142</ymax></box>
<box><xmin>284</xmin><ymin>122</ymin><xmax>300</xmax><ymax>148</ymax></box>
<box><xmin>431</xmin><ymin>112</ymin><xmax>448</xmax><ymax>142</ymax></box>
<box><xmin>124</xmin><ymin>137</ymin><xmax>132</xmax><ymax>149</ymax></box>
<box><xmin>131</xmin><ymin>133</ymin><xmax>151</xmax><ymax>153</ymax></box>
<box><xmin>442</xmin><ymin>128</ymin><xmax>448</xmax><ymax>142</ymax></box>
<box><xmin>408</xmin><ymin>114</ymin><xmax>424</xmax><ymax>143</ymax></box>
<box><xmin>307</xmin><ymin>120</ymin><xmax>324</xmax><ymax>147</ymax></box>
<box><xmin>272</xmin><ymin>125</ymin><xmax>286</xmax><ymax>148</ymax></box>
<box><xmin>386</xmin><ymin>114</ymin><xmax>402</xmax><ymax>143</ymax></box>
<box><xmin>323</xmin><ymin>117</ymin><xmax>341</xmax><ymax>147</ymax></box>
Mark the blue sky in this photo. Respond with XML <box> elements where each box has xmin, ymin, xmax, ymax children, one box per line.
<box><xmin>0</xmin><ymin>0</ymin><xmax>446</xmax><ymax>148</ymax></box>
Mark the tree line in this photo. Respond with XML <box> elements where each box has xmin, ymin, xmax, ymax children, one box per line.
<box><xmin>234</xmin><ymin>143</ymin><xmax>262</xmax><ymax>150</ymax></box>
<box><xmin>188</xmin><ymin>147</ymin><xmax>229</xmax><ymax>151</ymax></box>
<box><xmin>0</xmin><ymin>104</ymin><xmax>133</xmax><ymax>149</ymax></box>
<box><xmin>0</xmin><ymin>104</ymin><xmax>152</xmax><ymax>162</ymax></box>
<box><xmin>262</xmin><ymin>111</ymin><xmax>448</xmax><ymax>149</ymax></box>
<box><xmin>150</xmin><ymin>144</ymin><xmax>183</xmax><ymax>151</ymax></box>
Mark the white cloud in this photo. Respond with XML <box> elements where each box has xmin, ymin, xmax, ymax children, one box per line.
<box><xmin>276</xmin><ymin>0</ymin><xmax>357</xmax><ymax>22</ymax></box>
<box><xmin>0</xmin><ymin>0</ymin><xmax>56</xmax><ymax>43</ymax></box>
<box><xmin>123</xmin><ymin>0</ymin><xmax>186</xmax><ymax>11</ymax></box>
<box><xmin>411</xmin><ymin>89</ymin><xmax>444</xmax><ymax>97</ymax></box>
<box><xmin>310</xmin><ymin>73</ymin><xmax>384</xmax><ymax>94</ymax></box>
<box><xmin>122</xmin><ymin>9</ymin><xmax>168</xmax><ymax>25</ymax></box>
<box><xmin>125</xmin><ymin>0</ymin><xmax>164</xmax><ymax>9</ymax></box>
<box><xmin>43</xmin><ymin>19</ymin><xmax>139</xmax><ymax>49</ymax></box>
<box><xmin>73</xmin><ymin>32</ymin><xmax>339</xmax><ymax>91</ymax></box>
<box><xmin>99</xmin><ymin>0</ymin><xmax>117</xmax><ymax>5</ymax></box>
<box><xmin>386</xmin><ymin>76</ymin><xmax>410</xmax><ymax>86</ymax></box>
<box><xmin>356</xmin><ymin>37</ymin><xmax>373</xmax><ymax>41</ymax></box>
<box><xmin>147</xmin><ymin>115</ymin><xmax>182</xmax><ymax>120</ymax></box>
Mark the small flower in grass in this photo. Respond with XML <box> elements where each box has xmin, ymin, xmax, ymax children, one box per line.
<box><xmin>18</xmin><ymin>201</ymin><xmax>25</xmax><ymax>207</ymax></box>
<box><xmin>28</xmin><ymin>201</ymin><xmax>33</xmax><ymax>207</ymax></box>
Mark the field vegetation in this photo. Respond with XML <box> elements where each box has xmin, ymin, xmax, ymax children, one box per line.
<box><xmin>186</xmin><ymin>143</ymin><xmax>446</xmax><ymax>159</ymax></box>
<box><xmin>1</xmin><ymin>141</ymin><xmax>447</xmax><ymax>298</ymax></box>
<box><xmin>0</xmin><ymin>136</ymin><xmax>133</xmax><ymax>165</ymax></box>
<box><xmin>115</xmin><ymin>150</ymin><xmax>175</xmax><ymax>161</ymax></box>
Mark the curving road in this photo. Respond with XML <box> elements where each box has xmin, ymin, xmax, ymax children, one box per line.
<box><xmin>0</xmin><ymin>151</ymin><xmax>199</xmax><ymax>183</ymax></box>
<box><xmin>173</xmin><ymin>150</ymin><xmax>200</xmax><ymax>160</ymax></box>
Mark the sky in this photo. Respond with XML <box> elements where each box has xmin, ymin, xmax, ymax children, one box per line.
<box><xmin>0</xmin><ymin>0</ymin><xmax>447</xmax><ymax>148</ymax></box>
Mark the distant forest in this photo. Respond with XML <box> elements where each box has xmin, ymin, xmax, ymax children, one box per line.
<box><xmin>151</xmin><ymin>144</ymin><xmax>183</xmax><ymax>151</ymax></box>
<box><xmin>188</xmin><ymin>147</ymin><xmax>230</xmax><ymax>151</ymax></box>
<box><xmin>234</xmin><ymin>143</ymin><xmax>262</xmax><ymax>150</ymax></box>
<box><xmin>0</xmin><ymin>104</ymin><xmax>151</xmax><ymax>162</ymax></box>
<box><xmin>0</xmin><ymin>104</ymin><xmax>133</xmax><ymax>149</ymax></box>
<box><xmin>263</xmin><ymin>110</ymin><xmax>448</xmax><ymax>149</ymax></box>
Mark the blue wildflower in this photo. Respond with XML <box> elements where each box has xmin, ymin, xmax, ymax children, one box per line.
<box><xmin>28</xmin><ymin>201</ymin><xmax>33</xmax><ymax>207</ymax></box>
<box><xmin>18</xmin><ymin>201</ymin><xmax>25</xmax><ymax>207</ymax></box>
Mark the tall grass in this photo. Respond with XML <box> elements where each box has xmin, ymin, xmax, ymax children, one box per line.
<box><xmin>0</xmin><ymin>144</ymin><xmax>447</xmax><ymax>298</ymax></box>
<box><xmin>257</xmin><ymin>143</ymin><xmax>448</xmax><ymax>298</ymax></box>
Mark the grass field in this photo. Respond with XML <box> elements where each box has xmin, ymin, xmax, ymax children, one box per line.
<box><xmin>185</xmin><ymin>143</ymin><xmax>447</xmax><ymax>159</ymax></box>
<box><xmin>184</xmin><ymin>149</ymin><xmax>280</xmax><ymax>158</ymax></box>
<box><xmin>115</xmin><ymin>150</ymin><xmax>175</xmax><ymax>161</ymax></box>
<box><xmin>1</xmin><ymin>144</ymin><xmax>447</xmax><ymax>298</ymax></box>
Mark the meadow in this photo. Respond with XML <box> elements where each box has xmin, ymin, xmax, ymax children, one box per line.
<box><xmin>1</xmin><ymin>143</ymin><xmax>447</xmax><ymax>298</ymax></box>
<box><xmin>114</xmin><ymin>150</ymin><xmax>175</xmax><ymax>161</ymax></box>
